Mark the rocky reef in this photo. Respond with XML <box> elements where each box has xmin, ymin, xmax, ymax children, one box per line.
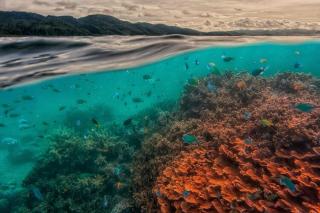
<box><xmin>150</xmin><ymin>72</ymin><xmax>320</xmax><ymax>212</ymax></box>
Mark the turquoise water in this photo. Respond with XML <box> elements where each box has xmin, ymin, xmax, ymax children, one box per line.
<box><xmin>0</xmin><ymin>41</ymin><xmax>319</xmax><ymax>201</ymax></box>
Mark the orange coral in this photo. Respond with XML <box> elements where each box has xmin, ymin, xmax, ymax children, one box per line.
<box><xmin>153</xmin><ymin>90</ymin><xmax>320</xmax><ymax>212</ymax></box>
<box><xmin>154</xmin><ymin>138</ymin><xmax>320</xmax><ymax>212</ymax></box>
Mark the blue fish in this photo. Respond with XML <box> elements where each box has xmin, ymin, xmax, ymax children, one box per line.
<box><xmin>31</xmin><ymin>186</ymin><xmax>44</xmax><ymax>201</ymax></box>
<box><xmin>295</xmin><ymin>103</ymin><xmax>317</xmax><ymax>113</ymax></box>
<box><xmin>294</xmin><ymin>62</ymin><xmax>301</xmax><ymax>69</ymax></box>
<box><xmin>113</xmin><ymin>166</ymin><xmax>122</xmax><ymax>176</ymax></box>
<box><xmin>243</xmin><ymin>112</ymin><xmax>252</xmax><ymax>121</ymax></box>
<box><xmin>252</xmin><ymin>67</ymin><xmax>267</xmax><ymax>76</ymax></box>
<box><xmin>182</xmin><ymin>134</ymin><xmax>197</xmax><ymax>144</ymax></box>
<box><xmin>279</xmin><ymin>176</ymin><xmax>296</xmax><ymax>193</ymax></box>
<box><xmin>222</xmin><ymin>55</ymin><xmax>234</xmax><ymax>62</ymax></box>
<box><xmin>183</xmin><ymin>190</ymin><xmax>190</xmax><ymax>197</ymax></box>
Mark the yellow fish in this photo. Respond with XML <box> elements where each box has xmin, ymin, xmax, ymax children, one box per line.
<box><xmin>260</xmin><ymin>119</ymin><xmax>273</xmax><ymax>127</ymax></box>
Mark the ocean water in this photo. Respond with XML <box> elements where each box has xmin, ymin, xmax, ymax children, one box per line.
<box><xmin>0</xmin><ymin>37</ymin><xmax>319</xmax><ymax>212</ymax></box>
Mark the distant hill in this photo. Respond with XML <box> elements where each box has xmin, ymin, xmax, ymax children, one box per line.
<box><xmin>0</xmin><ymin>11</ymin><xmax>319</xmax><ymax>36</ymax></box>
<box><xmin>0</xmin><ymin>11</ymin><xmax>203</xmax><ymax>36</ymax></box>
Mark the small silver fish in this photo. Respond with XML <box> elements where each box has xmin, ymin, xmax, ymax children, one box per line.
<box><xmin>102</xmin><ymin>195</ymin><xmax>108</xmax><ymax>208</ymax></box>
<box><xmin>31</xmin><ymin>186</ymin><xmax>43</xmax><ymax>201</ymax></box>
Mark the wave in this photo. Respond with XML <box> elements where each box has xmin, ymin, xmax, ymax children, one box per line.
<box><xmin>0</xmin><ymin>35</ymin><xmax>318</xmax><ymax>88</ymax></box>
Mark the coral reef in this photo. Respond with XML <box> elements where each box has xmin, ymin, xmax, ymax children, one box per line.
<box><xmin>151</xmin><ymin>72</ymin><xmax>320</xmax><ymax>212</ymax></box>
<box><xmin>13</xmin><ymin>127</ymin><xmax>136</xmax><ymax>212</ymax></box>
<box><xmin>9</xmin><ymin>71</ymin><xmax>320</xmax><ymax>213</ymax></box>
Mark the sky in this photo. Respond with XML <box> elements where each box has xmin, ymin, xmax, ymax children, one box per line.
<box><xmin>1</xmin><ymin>0</ymin><xmax>320</xmax><ymax>31</ymax></box>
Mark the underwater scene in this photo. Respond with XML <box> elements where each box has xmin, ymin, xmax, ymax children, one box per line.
<box><xmin>0</xmin><ymin>39</ymin><xmax>320</xmax><ymax>213</ymax></box>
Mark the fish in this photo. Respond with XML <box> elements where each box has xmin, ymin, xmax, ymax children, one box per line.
<box><xmin>123</xmin><ymin>118</ymin><xmax>133</xmax><ymax>126</ymax></box>
<box><xmin>252</xmin><ymin>67</ymin><xmax>267</xmax><ymax>76</ymax></box>
<box><xmin>76</xmin><ymin>99</ymin><xmax>87</xmax><ymax>104</ymax></box>
<box><xmin>260</xmin><ymin>58</ymin><xmax>268</xmax><ymax>64</ymax></box>
<box><xmin>155</xmin><ymin>191</ymin><xmax>161</xmax><ymax>197</ymax></box>
<box><xmin>113</xmin><ymin>92</ymin><xmax>120</xmax><ymax>99</ymax></box>
<box><xmin>9</xmin><ymin>113</ymin><xmax>20</xmax><ymax>118</ymax></box>
<box><xmin>243</xmin><ymin>112</ymin><xmax>252</xmax><ymax>120</ymax></box>
<box><xmin>260</xmin><ymin>119</ymin><xmax>273</xmax><ymax>127</ymax></box>
<box><xmin>58</xmin><ymin>106</ymin><xmax>66</xmax><ymax>111</ymax></box>
<box><xmin>0</xmin><ymin>123</ymin><xmax>5</xmax><ymax>128</ymax></box>
<box><xmin>19</xmin><ymin>119</ymin><xmax>31</xmax><ymax>130</ymax></box>
<box><xmin>31</xmin><ymin>186</ymin><xmax>44</xmax><ymax>201</ymax></box>
<box><xmin>42</xmin><ymin>122</ymin><xmax>49</xmax><ymax>126</ymax></box>
<box><xmin>244</xmin><ymin>137</ymin><xmax>253</xmax><ymax>145</ymax></box>
<box><xmin>1</xmin><ymin>137</ymin><xmax>18</xmax><ymax>146</ymax></box>
<box><xmin>4</xmin><ymin>109</ymin><xmax>12</xmax><ymax>116</ymax></box>
<box><xmin>102</xmin><ymin>195</ymin><xmax>109</xmax><ymax>208</ymax></box>
<box><xmin>279</xmin><ymin>176</ymin><xmax>296</xmax><ymax>193</ymax></box>
<box><xmin>207</xmin><ymin>81</ymin><xmax>217</xmax><ymax>92</ymax></box>
<box><xmin>294</xmin><ymin>62</ymin><xmax>301</xmax><ymax>69</ymax></box>
<box><xmin>222</xmin><ymin>55</ymin><xmax>234</xmax><ymax>62</ymax></box>
<box><xmin>143</xmin><ymin>74</ymin><xmax>152</xmax><ymax>80</ymax></box>
<box><xmin>295</xmin><ymin>103</ymin><xmax>317</xmax><ymax>113</ymax></box>
<box><xmin>113</xmin><ymin>166</ymin><xmax>121</xmax><ymax>176</ymax></box>
<box><xmin>1</xmin><ymin>104</ymin><xmax>10</xmax><ymax>108</ymax></box>
<box><xmin>195</xmin><ymin>59</ymin><xmax>200</xmax><ymax>65</ymax></box>
<box><xmin>132</xmin><ymin>97</ymin><xmax>143</xmax><ymax>103</ymax></box>
<box><xmin>247</xmin><ymin>192</ymin><xmax>261</xmax><ymax>201</ymax></box>
<box><xmin>21</xmin><ymin>95</ymin><xmax>34</xmax><ymax>101</ymax></box>
<box><xmin>19</xmin><ymin>123</ymin><xmax>31</xmax><ymax>130</ymax></box>
<box><xmin>183</xmin><ymin>190</ymin><xmax>190</xmax><ymax>197</ymax></box>
<box><xmin>207</xmin><ymin>63</ymin><xmax>221</xmax><ymax>75</ymax></box>
<box><xmin>182</xmin><ymin>134</ymin><xmax>197</xmax><ymax>144</ymax></box>
<box><xmin>52</xmin><ymin>88</ymin><xmax>61</xmax><ymax>93</ymax></box>
<box><xmin>185</xmin><ymin>63</ymin><xmax>189</xmax><ymax>70</ymax></box>
<box><xmin>146</xmin><ymin>91</ymin><xmax>152</xmax><ymax>97</ymax></box>
<box><xmin>91</xmin><ymin>118</ymin><xmax>99</xmax><ymax>126</ymax></box>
